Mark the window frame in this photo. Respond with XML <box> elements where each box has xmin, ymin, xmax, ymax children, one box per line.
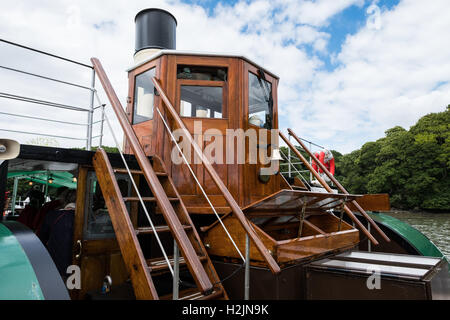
<box><xmin>132</xmin><ymin>67</ymin><xmax>156</xmax><ymax>125</ymax></box>
<box><xmin>176</xmin><ymin>78</ymin><xmax>228</xmax><ymax>120</ymax></box>
<box><xmin>247</xmin><ymin>70</ymin><xmax>275</xmax><ymax>130</ymax></box>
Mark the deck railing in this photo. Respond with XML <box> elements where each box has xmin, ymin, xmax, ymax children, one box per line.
<box><xmin>0</xmin><ymin>38</ymin><xmax>105</xmax><ymax>150</ymax></box>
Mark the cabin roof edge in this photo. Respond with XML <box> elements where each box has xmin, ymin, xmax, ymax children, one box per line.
<box><xmin>126</xmin><ymin>49</ymin><xmax>279</xmax><ymax>79</ymax></box>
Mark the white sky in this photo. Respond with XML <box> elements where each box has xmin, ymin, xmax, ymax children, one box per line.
<box><xmin>0</xmin><ymin>0</ymin><xmax>449</xmax><ymax>153</ymax></box>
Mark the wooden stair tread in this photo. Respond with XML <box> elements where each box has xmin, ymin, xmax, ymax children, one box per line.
<box><xmin>147</xmin><ymin>255</ymin><xmax>207</xmax><ymax>273</ymax></box>
<box><xmin>113</xmin><ymin>168</ymin><xmax>167</xmax><ymax>176</ymax></box>
<box><xmin>292</xmin><ymin>185</ymin><xmax>308</xmax><ymax>191</ymax></box>
<box><xmin>160</xmin><ymin>288</ymin><xmax>223</xmax><ymax>300</ymax></box>
<box><xmin>135</xmin><ymin>225</ymin><xmax>192</xmax><ymax>235</ymax></box>
<box><xmin>123</xmin><ymin>197</ymin><xmax>179</xmax><ymax>202</ymax></box>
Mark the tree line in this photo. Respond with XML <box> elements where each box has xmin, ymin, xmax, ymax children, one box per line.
<box><xmin>285</xmin><ymin>106</ymin><xmax>449</xmax><ymax>211</ymax></box>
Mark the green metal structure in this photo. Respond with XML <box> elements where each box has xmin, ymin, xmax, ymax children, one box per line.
<box><xmin>368</xmin><ymin>212</ymin><xmax>448</xmax><ymax>262</ymax></box>
<box><xmin>0</xmin><ymin>223</ymin><xmax>44</xmax><ymax>299</ymax></box>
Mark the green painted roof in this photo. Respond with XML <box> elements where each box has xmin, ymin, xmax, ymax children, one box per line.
<box><xmin>7</xmin><ymin>171</ymin><xmax>77</xmax><ymax>189</ymax></box>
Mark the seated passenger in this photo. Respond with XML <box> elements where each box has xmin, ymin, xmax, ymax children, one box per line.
<box><xmin>38</xmin><ymin>189</ymin><xmax>76</xmax><ymax>277</ymax></box>
<box><xmin>17</xmin><ymin>187</ymin><xmax>45</xmax><ymax>229</ymax></box>
<box><xmin>33</xmin><ymin>186</ymin><xmax>68</xmax><ymax>235</ymax></box>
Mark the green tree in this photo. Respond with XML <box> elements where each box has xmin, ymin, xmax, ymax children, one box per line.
<box><xmin>337</xmin><ymin>107</ymin><xmax>450</xmax><ymax>210</ymax></box>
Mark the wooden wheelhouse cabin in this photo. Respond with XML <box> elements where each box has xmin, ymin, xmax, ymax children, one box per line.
<box><xmin>121</xmin><ymin>49</ymin><xmax>362</xmax><ymax>284</ymax></box>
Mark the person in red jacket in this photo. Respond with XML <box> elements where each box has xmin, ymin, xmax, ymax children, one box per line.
<box><xmin>312</xmin><ymin>149</ymin><xmax>335</xmax><ymax>176</ymax></box>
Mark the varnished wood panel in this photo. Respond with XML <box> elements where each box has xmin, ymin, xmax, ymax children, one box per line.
<box><xmin>276</xmin><ymin>229</ymin><xmax>359</xmax><ymax>263</ymax></box>
<box><xmin>202</xmin><ymin>216</ymin><xmax>277</xmax><ymax>263</ymax></box>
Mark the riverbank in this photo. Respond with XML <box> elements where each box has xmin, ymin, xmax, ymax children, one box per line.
<box><xmin>381</xmin><ymin>210</ymin><xmax>450</xmax><ymax>259</ymax></box>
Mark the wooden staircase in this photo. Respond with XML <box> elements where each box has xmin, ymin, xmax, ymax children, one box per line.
<box><xmin>93</xmin><ymin>149</ymin><xmax>226</xmax><ymax>300</ymax></box>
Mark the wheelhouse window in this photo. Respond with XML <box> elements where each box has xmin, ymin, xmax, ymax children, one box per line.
<box><xmin>133</xmin><ymin>68</ymin><xmax>155</xmax><ymax>124</ymax></box>
<box><xmin>177</xmin><ymin>65</ymin><xmax>227</xmax><ymax>81</ymax></box>
<box><xmin>180</xmin><ymin>85</ymin><xmax>223</xmax><ymax>118</ymax></box>
<box><xmin>248</xmin><ymin>71</ymin><xmax>273</xmax><ymax>129</ymax></box>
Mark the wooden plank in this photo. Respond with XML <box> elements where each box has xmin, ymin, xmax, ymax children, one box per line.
<box><xmin>276</xmin><ymin>229</ymin><xmax>359</xmax><ymax>263</ymax></box>
<box><xmin>123</xmin><ymin>197</ymin><xmax>179</xmax><ymax>202</ymax></box>
<box><xmin>346</xmin><ymin>193</ymin><xmax>391</xmax><ymax>212</ymax></box>
<box><xmin>93</xmin><ymin>149</ymin><xmax>158</xmax><ymax>300</ymax></box>
<box><xmin>135</xmin><ymin>225</ymin><xmax>192</xmax><ymax>235</ymax></box>
<box><xmin>203</xmin><ymin>216</ymin><xmax>277</xmax><ymax>262</ymax></box>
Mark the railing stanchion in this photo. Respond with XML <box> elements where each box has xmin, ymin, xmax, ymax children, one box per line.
<box><xmin>173</xmin><ymin>240</ymin><xmax>180</xmax><ymax>300</ymax></box>
<box><xmin>11</xmin><ymin>177</ymin><xmax>18</xmax><ymax>215</ymax></box>
<box><xmin>99</xmin><ymin>103</ymin><xmax>105</xmax><ymax>148</ymax></box>
<box><xmin>288</xmin><ymin>135</ymin><xmax>291</xmax><ymax>179</ymax></box>
<box><xmin>244</xmin><ymin>234</ymin><xmax>250</xmax><ymax>300</ymax></box>
<box><xmin>87</xmin><ymin>68</ymin><xmax>96</xmax><ymax>150</ymax></box>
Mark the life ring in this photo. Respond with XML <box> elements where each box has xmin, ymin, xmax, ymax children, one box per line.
<box><xmin>312</xmin><ymin>150</ymin><xmax>335</xmax><ymax>176</ymax></box>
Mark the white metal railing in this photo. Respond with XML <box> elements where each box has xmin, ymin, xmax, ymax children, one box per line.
<box><xmin>0</xmin><ymin>38</ymin><xmax>105</xmax><ymax>150</ymax></box>
<box><xmin>279</xmin><ymin>148</ymin><xmax>311</xmax><ymax>189</ymax></box>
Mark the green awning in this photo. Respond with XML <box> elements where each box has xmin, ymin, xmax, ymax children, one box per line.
<box><xmin>7</xmin><ymin>171</ymin><xmax>77</xmax><ymax>189</ymax></box>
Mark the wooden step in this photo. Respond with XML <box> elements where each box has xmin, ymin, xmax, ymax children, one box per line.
<box><xmin>180</xmin><ymin>289</ymin><xmax>224</xmax><ymax>300</ymax></box>
<box><xmin>160</xmin><ymin>288</ymin><xmax>224</xmax><ymax>300</ymax></box>
<box><xmin>123</xmin><ymin>197</ymin><xmax>179</xmax><ymax>202</ymax></box>
<box><xmin>292</xmin><ymin>185</ymin><xmax>308</xmax><ymax>191</ymax></box>
<box><xmin>113</xmin><ymin>168</ymin><xmax>167</xmax><ymax>177</ymax></box>
<box><xmin>135</xmin><ymin>225</ymin><xmax>192</xmax><ymax>235</ymax></box>
<box><xmin>147</xmin><ymin>255</ymin><xmax>207</xmax><ymax>273</ymax></box>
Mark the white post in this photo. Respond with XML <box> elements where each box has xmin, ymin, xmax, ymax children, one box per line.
<box><xmin>244</xmin><ymin>234</ymin><xmax>250</xmax><ymax>300</ymax></box>
<box><xmin>11</xmin><ymin>177</ymin><xmax>18</xmax><ymax>215</ymax></box>
<box><xmin>173</xmin><ymin>240</ymin><xmax>179</xmax><ymax>300</ymax></box>
<box><xmin>86</xmin><ymin>69</ymin><xmax>96</xmax><ymax>150</ymax></box>
<box><xmin>288</xmin><ymin>135</ymin><xmax>291</xmax><ymax>178</ymax></box>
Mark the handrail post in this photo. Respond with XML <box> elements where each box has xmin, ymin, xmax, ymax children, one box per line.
<box><xmin>99</xmin><ymin>103</ymin><xmax>105</xmax><ymax>148</ymax></box>
<box><xmin>244</xmin><ymin>234</ymin><xmax>250</xmax><ymax>300</ymax></box>
<box><xmin>287</xmin><ymin>129</ymin><xmax>390</xmax><ymax>243</ymax></box>
<box><xmin>173</xmin><ymin>240</ymin><xmax>180</xmax><ymax>300</ymax></box>
<box><xmin>86</xmin><ymin>68</ymin><xmax>96</xmax><ymax>150</ymax></box>
<box><xmin>288</xmin><ymin>135</ymin><xmax>291</xmax><ymax>178</ymax></box>
<box><xmin>11</xmin><ymin>177</ymin><xmax>18</xmax><ymax>215</ymax></box>
<box><xmin>279</xmin><ymin>131</ymin><xmax>379</xmax><ymax>245</ymax></box>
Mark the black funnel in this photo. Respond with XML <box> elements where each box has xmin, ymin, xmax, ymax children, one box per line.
<box><xmin>135</xmin><ymin>8</ymin><xmax>177</xmax><ymax>53</ymax></box>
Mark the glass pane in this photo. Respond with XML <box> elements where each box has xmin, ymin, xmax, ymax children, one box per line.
<box><xmin>180</xmin><ymin>85</ymin><xmax>223</xmax><ymax>118</ymax></box>
<box><xmin>83</xmin><ymin>172</ymin><xmax>131</xmax><ymax>240</ymax></box>
<box><xmin>133</xmin><ymin>68</ymin><xmax>155</xmax><ymax>124</ymax></box>
<box><xmin>248</xmin><ymin>71</ymin><xmax>273</xmax><ymax>129</ymax></box>
<box><xmin>177</xmin><ymin>65</ymin><xmax>227</xmax><ymax>81</ymax></box>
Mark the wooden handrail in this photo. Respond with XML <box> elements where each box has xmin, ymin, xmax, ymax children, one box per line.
<box><xmin>91</xmin><ymin>58</ymin><xmax>213</xmax><ymax>293</ymax></box>
<box><xmin>287</xmin><ymin>129</ymin><xmax>390</xmax><ymax>243</ymax></box>
<box><xmin>279</xmin><ymin>131</ymin><xmax>379</xmax><ymax>245</ymax></box>
<box><xmin>152</xmin><ymin>77</ymin><xmax>281</xmax><ymax>274</ymax></box>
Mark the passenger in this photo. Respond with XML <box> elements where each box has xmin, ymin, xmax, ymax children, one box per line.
<box><xmin>33</xmin><ymin>186</ymin><xmax>68</xmax><ymax>235</ymax></box>
<box><xmin>38</xmin><ymin>189</ymin><xmax>76</xmax><ymax>278</ymax></box>
<box><xmin>17</xmin><ymin>187</ymin><xmax>45</xmax><ymax>229</ymax></box>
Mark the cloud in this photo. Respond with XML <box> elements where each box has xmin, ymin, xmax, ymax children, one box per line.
<box><xmin>1</xmin><ymin>0</ymin><xmax>447</xmax><ymax>155</ymax></box>
<box><xmin>288</xmin><ymin>0</ymin><xmax>450</xmax><ymax>152</ymax></box>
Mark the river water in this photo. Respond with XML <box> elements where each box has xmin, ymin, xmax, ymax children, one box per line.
<box><xmin>382</xmin><ymin>210</ymin><xmax>450</xmax><ymax>259</ymax></box>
